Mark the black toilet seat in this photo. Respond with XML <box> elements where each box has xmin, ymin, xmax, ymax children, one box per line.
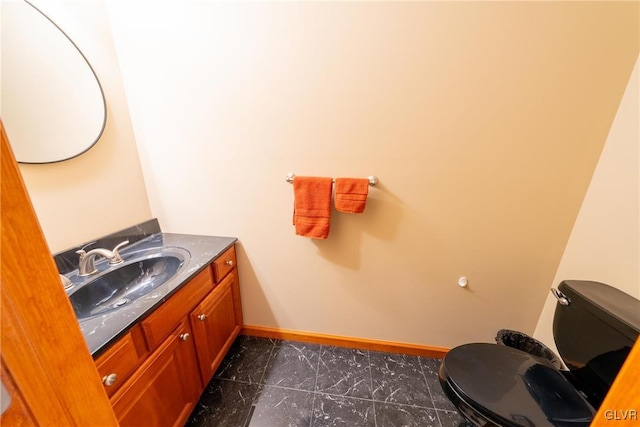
<box><xmin>438</xmin><ymin>343</ymin><xmax>595</xmax><ymax>427</ymax></box>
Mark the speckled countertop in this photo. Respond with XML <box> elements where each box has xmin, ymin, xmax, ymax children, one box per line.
<box><xmin>62</xmin><ymin>231</ymin><xmax>236</xmax><ymax>357</ymax></box>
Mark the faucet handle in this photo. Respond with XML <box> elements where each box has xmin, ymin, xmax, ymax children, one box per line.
<box><xmin>60</xmin><ymin>274</ymin><xmax>74</xmax><ymax>291</ymax></box>
<box><xmin>110</xmin><ymin>240</ymin><xmax>129</xmax><ymax>265</ymax></box>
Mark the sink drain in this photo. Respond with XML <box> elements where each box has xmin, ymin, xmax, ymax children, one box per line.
<box><xmin>113</xmin><ymin>298</ymin><xmax>130</xmax><ymax>308</ymax></box>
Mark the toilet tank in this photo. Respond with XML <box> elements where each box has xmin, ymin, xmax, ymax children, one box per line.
<box><xmin>553</xmin><ymin>280</ymin><xmax>640</xmax><ymax>409</ymax></box>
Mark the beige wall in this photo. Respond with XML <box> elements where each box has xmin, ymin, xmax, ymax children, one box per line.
<box><xmin>10</xmin><ymin>0</ymin><xmax>152</xmax><ymax>253</ymax></box>
<box><xmin>108</xmin><ymin>2</ymin><xmax>638</xmax><ymax>348</ymax></box>
<box><xmin>533</xmin><ymin>58</ymin><xmax>640</xmax><ymax>354</ymax></box>
<box><xmin>4</xmin><ymin>1</ymin><xmax>636</xmax><ymax>350</ymax></box>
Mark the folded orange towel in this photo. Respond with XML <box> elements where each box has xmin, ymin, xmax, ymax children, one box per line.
<box><xmin>334</xmin><ymin>178</ymin><xmax>369</xmax><ymax>213</ymax></box>
<box><xmin>293</xmin><ymin>176</ymin><xmax>333</xmax><ymax>239</ymax></box>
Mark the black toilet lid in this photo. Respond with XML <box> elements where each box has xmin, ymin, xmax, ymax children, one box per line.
<box><xmin>441</xmin><ymin>343</ymin><xmax>595</xmax><ymax>427</ymax></box>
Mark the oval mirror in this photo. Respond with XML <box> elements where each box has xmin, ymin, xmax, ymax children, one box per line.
<box><xmin>0</xmin><ymin>0</ymin><xmax>106</xmax><ymax>164</ymax></box>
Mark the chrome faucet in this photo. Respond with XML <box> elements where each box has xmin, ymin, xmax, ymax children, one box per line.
<box><xmin>76</xmin><ymin>240</ymin><xmax>129</xmax><ymax>276</ymax></box>
<box><xmin>60</xmin><ymin>274</ymin><xmax>74</xmax><ymax>290</ymax></box>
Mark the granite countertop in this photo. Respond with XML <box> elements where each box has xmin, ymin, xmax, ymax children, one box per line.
<box><xmin>61</xmin><ymin>230</ymin><xmax>237</xmax><ymax>357</ymax></box>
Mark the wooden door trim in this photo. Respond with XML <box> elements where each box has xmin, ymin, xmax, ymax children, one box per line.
<box><xmin>592</xmin><ymin>338</ymin><xmax>640</xmax><ymax>425</ymax></box>
<box><xmin>1</xmin><ymin>122</ymin><xmax>117</xmax><ymax>425</ymax></box>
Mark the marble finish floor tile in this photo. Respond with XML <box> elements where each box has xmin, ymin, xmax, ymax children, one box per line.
<box><xmin>374</xmin><ymin>403</ymin><xmax>440</xmax><ymax>427</ymax></box>
<box><xmin>186</xmin><ymin>378</ymin><xmax>258</xmax><ymax>427</ymax></box>
<box><xmin>315</xmin><ymin>346</ymin><xmax>372</xmax><ymax>399</ymax></box>
<box><xmin>436</xmin><ymin>409</ymin><xmax>475</xmax><ymax>427</ymax></box>
<box><xmin>370</xmin><ymin>352</ymin><xmax>433</xmax><ymax>408</ymax></box>
<box><xmin>262</xmin><ymin>341</ymin><xmax>321</xmax><ymax>391</ymax></box>
<box><xmin>248</xmin><ymin>386</ymin><xmax>315</xmax><ymax>427</ymax></box>
<box><xmin>215</xmin><ymin>335</ymin><xmax>276</xmax><ymax>384</ymax></box>
<box><xmin>188</xmin><ymin>336</ymin><xmax>470</xmax><ymax>427</ymax></box>
<box><xmin>311</xmin><ymin>393</ymin><xmax>375</xmax><ymax>427</ymax></box>
<box><xmin>419</xmin><ymin>357</ymin><xmax>457</xmax><ymax>411</ymax></box>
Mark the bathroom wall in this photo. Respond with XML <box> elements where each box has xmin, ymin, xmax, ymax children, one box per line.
<box><xmin>107</xmin><ymin>1</ymin><xmax>638</xmax><ymax>348</ymax></box>
<box><xmin>8</xmin><ymin>0</ymin><xmax>152</xmax><ymax>253</ymax></box>
<box><xmin>533</xmin><ymin>58</ymin><xmax>640</xmax><ymax>353</ymax></box>
<box><xmin>5</xmin><ymin>1</ymin><xmax>634</xmax><ymax>349</ymax></box>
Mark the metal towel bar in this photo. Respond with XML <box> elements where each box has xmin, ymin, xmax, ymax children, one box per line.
<box><xmin>285</xmin><ymin>173</ymin><xmax>378</xmax><ymax>186</ymax></box>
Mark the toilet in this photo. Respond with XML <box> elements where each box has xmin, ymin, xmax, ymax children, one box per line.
<box><xmin>438</xmin><ymin>280</ymin><xmax>640</xmax><ymax>427</ymax></box>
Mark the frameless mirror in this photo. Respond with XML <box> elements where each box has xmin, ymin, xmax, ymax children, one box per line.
<box><xmin>0</xmin><ymin>0</ymin><xmax>106</xmax><ymax>164</ymax></box>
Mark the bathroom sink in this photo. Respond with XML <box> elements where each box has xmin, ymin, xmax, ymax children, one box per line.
<box><xmin>69</xmin><ymin>248</ymin><xmax>189</xmax><ymax>319</ymax></box>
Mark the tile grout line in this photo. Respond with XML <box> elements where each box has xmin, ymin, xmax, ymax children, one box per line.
<box><xmin>217</xmin><ymin>375</ymin><xmax>441</xmax><ymax>410</ymax></box>
<box><xmin>205</xmin><ymin>338</ymin><xmax>465</xmax><ymax>427</ymax></box>
<box><xmin>367</xmin><ymin>349</ymin><xmax>378</xmax><ymax>427</ymax></box>
<box><xmin>242</xmin><ymin>339</ymin><xmax>280</xmax><ymax>427</ymax></box>
<box><xmin>256</xmin><ymin>339</ymin><xmax>279</xmax><ymax>386</ymax></box>
<box><xmin>419</xmin><ymin>357</ymin><xmax>443</xmax><ymax>427</ymax></box>
<box><xmin>309</xmin><ymin>344</ymin><xmax>323</xmax><ymax>427</ymax></box>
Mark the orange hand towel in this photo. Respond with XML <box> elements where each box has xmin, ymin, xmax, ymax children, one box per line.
<box><xmin>293</xmin><ymin>176</ymin><xmax>333</xmax><ymax>239</ymax></box>
<box><xmin>334</xmin><ymin>178</ymin><xmax>369</xmax><ymax>213</ymax></box>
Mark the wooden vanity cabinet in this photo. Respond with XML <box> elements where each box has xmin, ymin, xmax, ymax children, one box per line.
<box><xmin>191</xmin><ymin>270</ymin><xmax>241</xmax><ymax>385</ymax></box>
<box><xmin>140</xmin><ymin>266</ymin><xmax>214</xmax><ymax>350</ymax></box>
<box><xmin>213</xmin><ymin>245</ymin><xmax>236</xmax><ymax>282</ymax></box>
<box><xmin>95</xmin><ymin>325</ymin><xmax>148</xmax><ymax>397</ymax></box>
<box><xmin>111</xmin><ymin>320</ymin><xmax>201</xmax><ymax>427</ymax></box>
<box><xmin>191</xmin><ymin>245</ymin><xmax>242</xmax><ymax>385</ymax></box>
<box><xmin>97</xmin><ymin>244</ymin><xmax>242</xmax><ymax>427</ymax></box>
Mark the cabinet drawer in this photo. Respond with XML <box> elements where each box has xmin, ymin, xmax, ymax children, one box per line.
<box><xmin>141</xmin><ymin>266</ymin><xmax>214</xmax><ymax>350</ymax></box>
<box><xmin>213</xmin><ymin>245</ymin><xmax>236</xmax><ymax>283</ymax></box>
<box><xmin>95</xmin><ymin>325</ymin><xmax>147</xmax><ymax>397</ymax></box>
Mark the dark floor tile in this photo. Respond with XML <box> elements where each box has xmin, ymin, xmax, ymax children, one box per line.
<box><xmin>215</xmin><ymin>335</ymin><xmax>276</xmax><ymax>384</ymax></box>
<box><xmin>262</xmin><ymin>341</ymin><xmax>320</xmax><ymax>391</ymax></box>
<box><xmin>370</xmin><ymin>352</ymin><xmax>433</xmax><ymax>408</ymax></box>
<box><xmin>375</xmin><ymin>403</ymin><xmax>440</xmax><ymax>427</ymax></box>
<box><xmin>419</xmin><ymin>357</ymin><xmax>457</xmax><ymax>411</ymax></box>
<box><xmin>190</xmin><ymin>339</ymin><xmax>464</xmax><ymax>427</ymax></box>
<box><xmin>186</xmin><ymin>378</ymin><xmax>259</xmax><ymax>427</ymax></box>
<box><xmin>437</xmin><ymin>409</ymin><xmax>475</xmax><ymax>427</ymax></box>
<box><xmin>311</xmin><ymin>393</ymin><xmax>375</xmax><ymax>427</ymax></box>
<box><xmin>417</xmin><ymin>357</ymin><xmax>441</xmax><ymax>382</ymax></box>
<box><xmin>315</xmin><ymin>346</ymin><xmax>372</xmax><ymax>399</ymax></box>
<box><xmin>247</xmin><ymin>385</ymin><xmax>314</xmax><ymax>427</ymax></box>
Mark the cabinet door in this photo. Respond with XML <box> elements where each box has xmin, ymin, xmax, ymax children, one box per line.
<box><xmin>111</xmin><ymin>320</ymin><xmax>201</xmax><ymax>427</ymax></box>
<box><xmin>191</xmin><ymin>271</ymin><xmax>241</xmax><ymax>385</ymax></box>
<box><xmin>141</xmin><ymin>267</ymin><xmax>214</xmax><ymax>350</ymax></box>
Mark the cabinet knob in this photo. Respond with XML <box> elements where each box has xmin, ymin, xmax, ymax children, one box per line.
<box><xmin>197</xmin><ymin>314</ymin><xmax>207</xmax><ymax>321</ymax></box>
<box><xmin>102</xmin><ymin>373</ymin><xmax>117</xmax><ymax>386</ymax></box>
<box><xmin>180</xmin><ymin>333</ymin><xmax>190</xmax><ymax>341</ymax></box>
<box><xmin>225</xmin><ymin>260</ymin><xmax>234</xmax><ymax>267</ymax></box>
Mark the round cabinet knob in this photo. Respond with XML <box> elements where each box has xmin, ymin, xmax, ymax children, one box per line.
<box><xmin>180</xmin><ymin>333</ymin><xmax>190</xmax><ymax>341</ymax></box>
<box><xmin>197</xmin><ymin>314</ymin><xmax>207</xmax><ymax>321</ymax></box>
<box><xmin>102</xmin><ymin>373</ymin><xmax>117</xmax><ymax>386</ymax></box>
<box><xmin>225</xmin><ymin>260</ymin><xmax>234</xmax><ymax>267</ymax></box>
